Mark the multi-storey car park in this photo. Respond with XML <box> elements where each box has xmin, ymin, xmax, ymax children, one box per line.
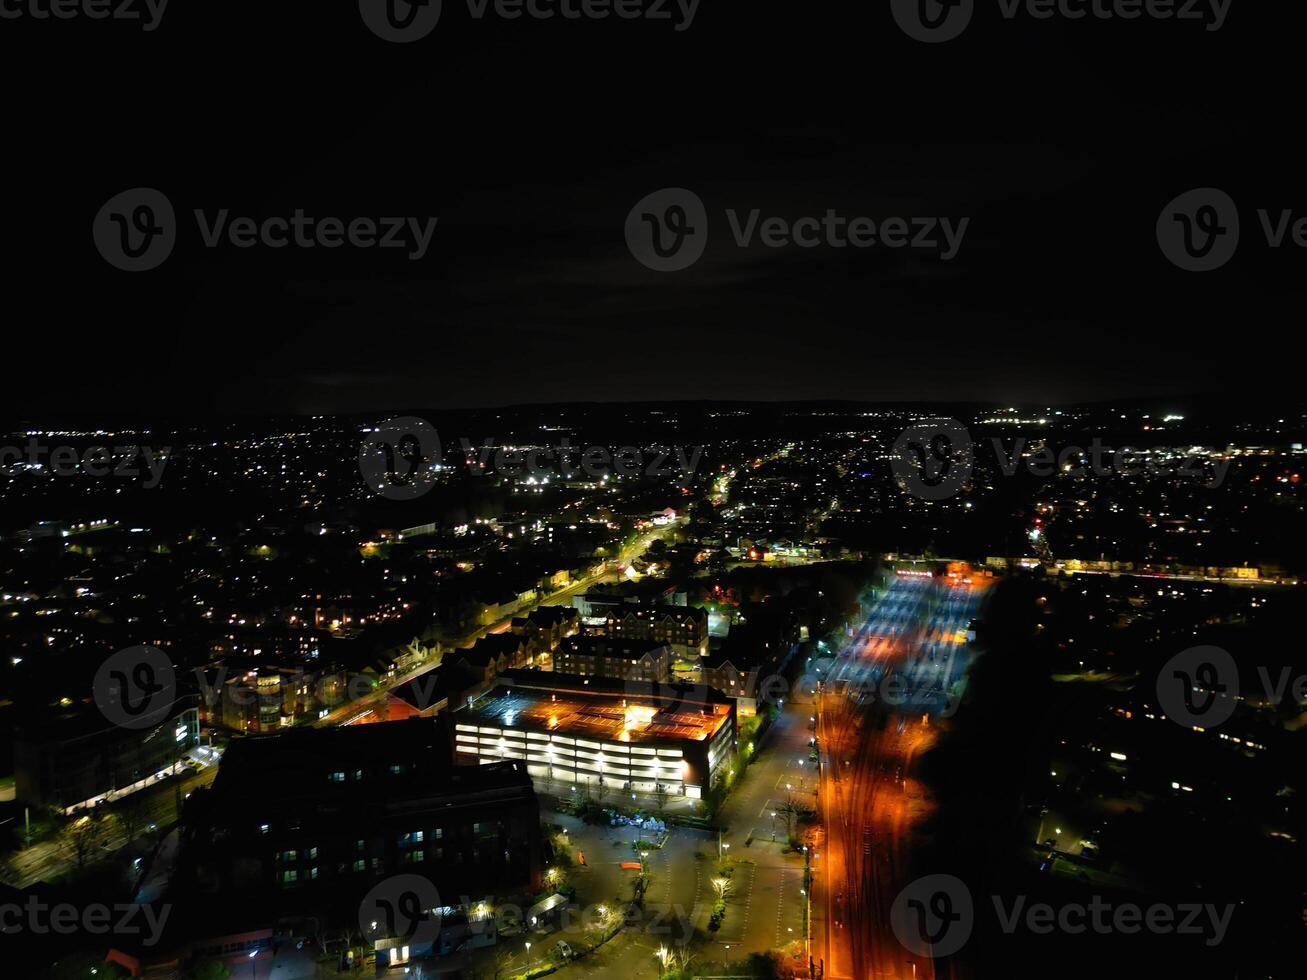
<box><xmin>452</xmin><ymin>669</ymin><xmax>737</xmax><ymax>801</ymax></box>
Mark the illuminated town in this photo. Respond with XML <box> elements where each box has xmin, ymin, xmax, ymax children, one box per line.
<box><xmin>3</xmin><ymin>4</ymin><xmax>1303</xmax><ymax>977</ymax></box>
<box><xmin>2</xmin><ymin>402</ymin><xmax>1304</xmax><ymax>979</ymax></box>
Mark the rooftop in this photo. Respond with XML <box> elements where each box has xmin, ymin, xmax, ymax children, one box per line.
<box><xmin>464</xmin><ymin>676</ymin><xmax>731</xmax><ymax>745</ymax></box>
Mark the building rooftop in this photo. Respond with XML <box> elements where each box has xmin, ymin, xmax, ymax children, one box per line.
<box><xmin>464</xmin><ymin>673</ymin><xmax>731</xmax><ymax>745</ymax></box>
<box><xmin>210</xmin><ymin>717</ymin><xmax>529</xmax><ymax>801</ymax></box>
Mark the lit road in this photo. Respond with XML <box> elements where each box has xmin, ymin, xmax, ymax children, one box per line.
<box><xmin>2</xmin><ymin>762</ymin><xmax>218</xmax><ymax>889</ymax></box>
<box><xmin>814</xmin><ymin>571</ymin><xmax>987</xmax><ymax>980</ymax></box>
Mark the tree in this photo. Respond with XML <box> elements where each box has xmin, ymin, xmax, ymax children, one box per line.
<box><xmin>116</xmin><ymin>790</ymin><xmax>150</xmax><ymax>848</ymax></box>
<box><xmin>661</xmin><ymin>946</ymin><xmax>696</xmax><ymax>979</ymax></box>
<box><xmin>776</xmin><ymin>791</ymin><xmax>805</xmax><ymax>843</ymax></box>
<box><xmin>65</xmin><ymin>813</ymin><xmax>104</xmax><ymax>871</ymax></box>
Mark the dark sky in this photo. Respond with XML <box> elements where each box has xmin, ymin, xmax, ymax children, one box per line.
<box><xmin>3</xmin><ymin>1</ymin><xmax>1301</xmax><ymax>417</ymax></box>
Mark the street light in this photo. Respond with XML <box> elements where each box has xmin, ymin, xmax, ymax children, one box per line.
<box><xmin>656</xmin><ymin>945</ymin><xmax>670</xmax><ymax>976</ymax></box>
<box><xmin>524</xmin><ymin>941</ymin><xmax>531</xmax><ymax>968</ymax></box>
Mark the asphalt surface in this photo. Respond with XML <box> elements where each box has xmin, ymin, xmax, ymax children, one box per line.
<box><xmin>817</xmin><ymin>573</ymin><xmax>987</xmax><ymax>980</ymax></box>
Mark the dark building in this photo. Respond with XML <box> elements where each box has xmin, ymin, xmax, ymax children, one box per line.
<box><xmin>449</xmin><ymin>632</ymin><xmax>538</xmax><ymax>682</ymax></box>
<box><xmin>553</xmin><ymin>635</ymin><xmax>672</xmax><ymax>683</ymax></box>
<box><xmin>386</xmin><ymin>659</ymin><xmax>485</xmax><ymax>719</ymax></box>
<box><xmin>177</xmin><ymin>717</ymin><xmax>542</xmax><ymax>926</ymax></box>
<box><xmin>13</xmin><ymin>703</ymin><xmax>199</xmax><ymax>811</ymax></box>
<box><xmin>594</xmin><ymin>604</ymin><xmax>708</xmax><ymax>659</ymax></box>
<box><xmin>700</xmin><ymin>605</ymin><xmax>803</xmax><ymax>716</ymax></box>
<box><xmin>510</xmin><ymin>605</ymin><xmax>580</xmax><ymax>654</ymax></box>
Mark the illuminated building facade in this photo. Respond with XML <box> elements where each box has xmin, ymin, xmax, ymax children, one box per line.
<box><xmin>453</xmin><ymin>670</ymin><xmax>736</xmax><ymax>800</ymax></box>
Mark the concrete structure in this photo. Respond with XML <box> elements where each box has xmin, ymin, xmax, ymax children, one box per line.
<box><xmin>453</xmin><ymin>670</ymin><xmax>736</xmax><ymax>800</ymax></box>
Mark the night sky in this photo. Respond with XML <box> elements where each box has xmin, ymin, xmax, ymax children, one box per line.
<box><xmin>4</xmin><ymin>1</ymin><xmax>1301</xmax><ymax>417</ymax></box>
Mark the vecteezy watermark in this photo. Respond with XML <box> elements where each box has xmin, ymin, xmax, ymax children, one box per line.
<box><xmin>359</xmin><ymin>417</ymin><xmax>443</xmax><ymax>501</ymax></box>
<box><xmin>0</xmin><ymin>438</ymin><xmax>169</xmax><ymax>487</ymax></box>
<box><xmin>93</xmin><ymin>646</ymin><xmax>398</xmax><ymax>729</ymax></box>
<box><xmin>0</xmin><ymin>897</ymin><xmax>172</xmax><ymax>946</ymax></box>
<box><xmin>892</xmin><ymin>876</ymin><xmax>1236</xmax><ymax>954</ymax></box>
<box><xmin>0</xmin><ymin>0</ymin><xmax>169</xmax><ymax>31</ymax></box>
<box><xmin>891</xmin><ymin>874</ymin><xmax>974</xmax><ymax>956</ymax></box>
<box><xmin>93</xmin><ymin>645</ymin><xmax>178</xmax><ymax>729</ymax></box>
<box><xmin>1156</xmin><ymin>188</ymin><xmax>1239</xmax><ymax>272</ymax></box>
<box><xmin>1157</xmin><ymin>187</ymin><xmax>1307</xmax><ymax>272</ymax></box>
<box><xmin>92</xmin><ymin>188</ymin><xmax>177</xmax><ymax>272</ymax></box>
<box><xmin>892</xmin><ymin>419</ymin><xmax>975</xmax><ymax>501</ymax></box>
<box><xmin>991</xmin><ymin>895</ymin><xmax>1236</xmax><ymax>947</ymax></box>
<box><xmin>359</xmin><ymin>0</ymin><xmax>699</xmax><ymax>42</ymax></box>
<box><xmin>987</xmin><ymin>436</ymin><xmax>1230</xmax><ymax>488</ymax></box>
<box><xmin>892</xmin><ymin>420</ymin><xmax>1232</xmax><ymax>501</ymax></box>
<box><xmin>359</xmin><ymin>0</ymin><xmax>443</xmax><ymax>41</ymax></box>
<box><xmin>360</xmin><ymin>875</ymin><xmax>444</xmax><ymax>947</ymax></box>
<box><xmin>93</xmin><ymin>188</ymin><xmax>439</xmax><ymax>271</ymax></box>
<box><xmin>1157</xmin><ymin>644</ymin><xmax>1307</xmax><ymax>730</ymax></box>
<box><xmin>891</xmin><ymin>0</ymin><xmax>1230</xmax><ymax>43</ymax></box>
<box><xmin>460</xmin><ymin>437</ymin><xmax>703</xmax><ymax>485</ymax></box>
<box><xmin>625</xmin><ymin>188</ymin><xmax>969</xmax><ymax>272</ymax></box>
<box><xmin>356</xmin><ymin>418</ymin><xmax>703</xmax><ymax>500</ymax></box>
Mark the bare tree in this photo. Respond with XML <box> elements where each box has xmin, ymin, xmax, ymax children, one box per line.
<box><xmin>66</xmin><ymin>815</ymin><xmax>104</xmax><ymax>871</ymax></box>
<box><xmin>116</xmin><ymin>791</ymin><xmax>150</xmax><ymax>848</ymax></box>
<box><xmin>493</xmin><ymin>942</ymin><xmax>519</xmax><ymax>980</ymax></box>
<box><xmin>776</xmin><ymin>791</ymin><xmax>805</xmax><ymax>842</ymax></box>
<box><xmin>665</xmin><ymin>945</ymin><xmax>695</xmax><ymax>977</ymax></box>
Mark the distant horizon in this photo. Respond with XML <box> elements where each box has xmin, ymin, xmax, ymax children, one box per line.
<box><xmin>0</xmin><ymin>390</ymin><xmax>1272</xmax><ymax>426</ymax></box>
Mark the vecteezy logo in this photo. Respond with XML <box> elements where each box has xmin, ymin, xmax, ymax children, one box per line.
<box><xmin>93</xmin><ymin>646</ymin><xmax>177</xmax><ymax>729</ymax></box>
<box><xmin>358</xmin><ymin>416</ymin><xmax>442</xmax><ymax>501</ymax></box>
<box><xmin>1156</xmin><ymin>645</ymin><xmax>1239</xmax><ymax>729</ymax></box>
<box><xmin>890</xmin><ymin>0</ymin><xmax>974</xmax><ymax>43</ymax></box>
<box><xmin>891</xmin><ymin>419</ymin><xmax>973</xmax><ymax>501</ymax></box>
<box><xmin>359</xmin><ymin>875</ymin><xmax>443</xmax><ymax>947</ymax></box>
<box><xmin>1156</xmin><ymin>188</ymin><xmax>1239</xmax><ymax>272</ymax></box>
<box><xmin>625</xmin><ymin>188</ymin><xmax>709</xmax><ymax>272</ymax></box>
<box><xmin>93</xmin><ymin>188</ymin><xmax>176</xmax><ymax>272</ymax></box>
<box><xmin>359</xmin><ymin>0</ymin><xmax>442</xmax><ymax>42</ymax></box>
<box><xmin>891</xmin><ymin>874</ymin><xmax>973</xmax><ymax>957</ymax></box>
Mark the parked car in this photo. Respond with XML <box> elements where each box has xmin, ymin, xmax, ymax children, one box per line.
<box><xmin>554</xmin><ymin>941</ymin><xmax>573</xmax><ymax>960</ymax></box>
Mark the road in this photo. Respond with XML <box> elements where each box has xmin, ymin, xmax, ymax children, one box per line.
<box><xmin>2</xmin><ymin>762</ymin><xmax>219</xmax><ymax>889</ymax></box>
<box><xmin>706</xmin><ymin>701</ymin><xmax>814</xmax><ymax>964</ymax></box>
<box><xmin>816</xmin><ymin>571</ymin><xmax>987</xmax><ymax>980</ymax></box>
